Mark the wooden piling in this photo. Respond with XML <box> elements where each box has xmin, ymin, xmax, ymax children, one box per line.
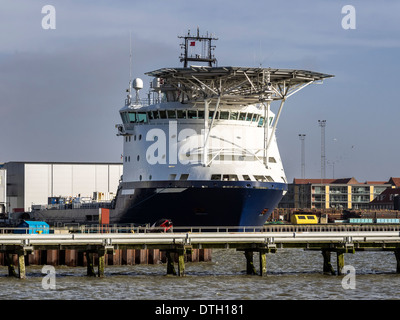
<box><xmin>17</xmin><ymin>250</ymin><xmax>26</xmax><ymax>279</ymax></box>
<box><xmin>177</xmin><ymin>249</ymin><xmax>185</xmax><ymax>277</ymax></box>
<box><xmin>98</xmin><ymin>249</ymin><xmax>106</xmax><ymax>277</ymax></box>
<box><xmin>244</xmin><ymin>250</ymin><xmax>257</xmax><ymax>275</ymax></box>
<box><xmin>336</xmin><ymin>251</ymin><xmax>345</xmax><ymax>276</ymax></box>
<box><xmin>166</xmin><ymin>250</ymin><xmax>176</xmax><ymax>275</ymax></box>
<box><xmin>86</xmin><ymin>252</ymin><xmax>96</xmax><ymax>277</ymax></box>
<box><xmin>259</xmin><ymin>250</ymin><xmax>267</xmax><ymax>276</ymax></box>
<box><xmin>5</xmin><ymin>253</ymin><xmax>17</xmax><ymax>277</ymax></box>
<box><xmin>321</xmin><ymin>250</ymin><xmax>335</xmax><ymax>275</ymax></box>
<box><xmin>394</xmin><ymin>250</ymin><xmax>400</xmax><ymax>273</ymax></box>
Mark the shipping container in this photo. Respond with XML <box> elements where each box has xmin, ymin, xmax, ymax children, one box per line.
<box><xmin>14</xmin><ymin>221</ymin><xmax>50</xmax><ymax>234</ymax></box>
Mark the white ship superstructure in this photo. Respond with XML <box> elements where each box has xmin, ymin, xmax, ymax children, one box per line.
<box><xmin>112</xmin><ymin>29</ymin><xmax>333</xmax><ymax>226</ymax></box>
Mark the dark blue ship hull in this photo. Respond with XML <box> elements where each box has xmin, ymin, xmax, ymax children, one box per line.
<box><xmin>112</xmin><ymin>180</ymin><xmax>287</xmax><ymax>226</ymax></box>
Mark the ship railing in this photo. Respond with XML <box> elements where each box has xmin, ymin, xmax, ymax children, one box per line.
<box><xmin>33</xmin><ymin>202</ymin><xmax>113</xmax><ymax>211</ymax></box>
<box><xmin>63</xmin><ymin>223</ymin><xmax>400</xmax><ymax>234</ymax></box>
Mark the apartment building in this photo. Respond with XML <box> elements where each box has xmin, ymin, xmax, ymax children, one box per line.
<box><xmin>279</xmin><ymin>177</ymin><xmax>399</xmax><ymax>210</ymax></box>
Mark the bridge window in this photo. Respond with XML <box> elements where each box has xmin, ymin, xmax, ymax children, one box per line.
<box><xmin>167</xmin><ymin>110</ymin><xmax>176</xmax><ymax>119</ymax></box>
<box><xmin>208</xmin><ymin>111</ymin><xmax>220</xmax><ymax>119</ymax></box>
<box><xmin>121</xmin><ymin>112</ymin><xmax>129</xmax><ymax>124</ymax></box>
<box><xmin>230</xmin><ymin>112</ymin><xmax>239</xmax><ymax>120</ymax></box>
<box><xmin>180</xmin><ymin>174</ymin><xmax>189</xmax><ymax>180</ymax></box>
<box><xmin>220</xmin><ymin>111</ymin><xmax>229</xmax><ymax>120</ymax></box>
<box><xmin>238</xmin><ymin>112</ymin><xmax>246</xmax><ymax>121</ymax></box>
<box><xmin>211</xmin><ymin>174</ymin><xmax>221</xmax><ymax>180</ymax></box>
<box><xmin>188</xmin><ymin>110</ymin><xmax>197</xmax><ymax>119</ymax></box>
<box><xmin>159</xmin><ymin>110</ymin><xmax>167</xmax><ymax>119</ymax></box>
<box><xmin>137</xmin><ymin>112</ymin><xmax>147</xmax><ymax>123</ymax></box>
<box><xmin>128</xmin><ymin>112</ymin><xmax>136</xmax><ymax>123</ymax></box>
<box><xmin>177</xmin><ymin>110</ymin><xmax>187</xmax><ymax>119</ymax></box>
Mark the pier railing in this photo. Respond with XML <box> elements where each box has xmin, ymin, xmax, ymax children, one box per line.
<box><xmin>3</xmin><ymin>223</ymin><xmax>400</xmax><ymax>235</ymax></box>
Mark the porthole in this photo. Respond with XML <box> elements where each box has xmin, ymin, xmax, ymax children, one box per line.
<box><xmin>137</xmin><ymin>155</ymin><xmax>140</xmax><ymax>161</ymax></box>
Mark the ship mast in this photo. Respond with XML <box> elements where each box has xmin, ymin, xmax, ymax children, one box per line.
<box><xmin>178</xmin><ymin>27</ymin><xmax>218</xmax><ymax>67</ymax></box>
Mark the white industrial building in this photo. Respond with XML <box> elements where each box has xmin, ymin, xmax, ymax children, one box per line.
<box><xmin>3</xmin><ymin>162</ymin><xmax>123</xmax><ymax>213</ymax></box>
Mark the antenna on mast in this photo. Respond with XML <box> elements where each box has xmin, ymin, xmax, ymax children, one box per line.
<box><xmin>129</xmin><ymin>31</ymin><xmax>132</xmax><ymax>81</ymax></box>
<box><xmin>125</xmin><ymin>31</ymin><xmax>133</xmax><ymax>106</ymax></box>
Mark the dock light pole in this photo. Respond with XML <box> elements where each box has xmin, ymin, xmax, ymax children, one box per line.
<box><xmin>299</xmin><ymin>134</ymin><xmax>306</xmax><ymax>179</ymax></box>
<box><xmin>318</xmin><ymin>120</ymin><xmax>326</xmax><ymax>180</ymax></box>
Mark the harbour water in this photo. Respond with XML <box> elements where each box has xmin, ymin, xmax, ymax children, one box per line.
<box><xmin>1</xmin><ymin>248</ymin><xmax>400</xmax><ymax>300</ymax></box>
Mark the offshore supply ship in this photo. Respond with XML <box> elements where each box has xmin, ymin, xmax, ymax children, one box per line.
<box><xmin>109</xmin><ymin>29</ymin><xmax>333</xmax><ymax>226</ymax></box>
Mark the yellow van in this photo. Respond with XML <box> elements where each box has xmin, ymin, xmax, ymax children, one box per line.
<box><xmin>291</xmin><ymin>214</ymin><xmax>318</xmax><ymax>224</ymax></box>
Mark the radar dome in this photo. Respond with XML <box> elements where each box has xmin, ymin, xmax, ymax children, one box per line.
<box><xmin>132</xmin><ymin>78</ymin><xmax>143</xmax><ymax>90</ymax></box>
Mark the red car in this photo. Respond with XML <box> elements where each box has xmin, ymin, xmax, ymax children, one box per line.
<box><xmin>149</xmin><ymin>219</ymin><xmax>173</xmax><ymax>232</ymax></box>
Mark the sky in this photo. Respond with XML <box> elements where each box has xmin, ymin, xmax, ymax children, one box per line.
<box><xmin>1</xmin><ymin>0</ymin><xmax>399</xmax><ymax>182</ymax></box>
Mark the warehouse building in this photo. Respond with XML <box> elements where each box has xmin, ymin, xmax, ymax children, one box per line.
<box><xmin>3</xmin><ymin>162</ymin><xmax>123</xmax><ymax>213</ymax></box>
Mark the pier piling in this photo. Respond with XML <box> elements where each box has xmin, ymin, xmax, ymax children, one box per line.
<box><xmin>5</xmin><ymin>253</ymin><xmax>17</xmax><ymax>277</ymax></box>
<box><xmin>321</xmin><ymin>250</ymin><xmax>335</xmax><ymax>275</ymax></box>
<box><xmin>259</xmin><ymin>250</ymin><xmax>267</xmax><ymax>276</ymax></box>
<box><xmin>17</xmin><ymin>250</ymin><xmax>26</xmax><ymax>279</ymax></box>
<box><xmin>166</xmin><ymin>250</ymin><xmax>176</xmax><ymax>276</ymax></box>
<box><xmin>336</xmin><ymin>251</ymin><xmax>345</xmax><ymax>276</ymax></box>
<box><xmin>178</xmin><ymin>249</ymin><xmax>185</xmax><ymax>277</ymax></box>
<box><xmin>244</xmin><ymin>250</ymin><xmax>257</xmax><ymax>275</ymax></box>
<box><xmin>98</xmin><ymin>249</ymin><xmax>106</xmax><ymax>277</ymax></box>
<box><xmin>86</xmin><ymin>252</ymin><xmax>96</xmax><ymax>277</ymax></box>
